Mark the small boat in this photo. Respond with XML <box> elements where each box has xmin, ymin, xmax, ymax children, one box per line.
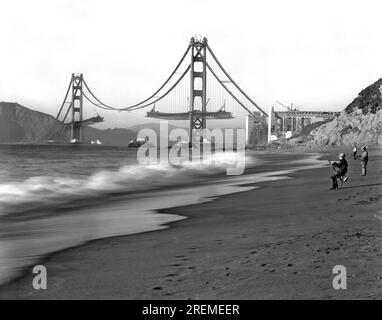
<box><xmin>128</xmin><ymin>138</ymin><xmax>146</xmax><ymax>148</ymax></box>
<box><xmin>91</xmin><ymin>139</ymin><xmax>102</xmax><ymax>145</ymax></box>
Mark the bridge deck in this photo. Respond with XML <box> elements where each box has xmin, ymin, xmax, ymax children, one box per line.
<box><xmin>274</xmin><ymin>111</ymin><xmax>339</xmax><ymax>118</ymax></box>
<box><xmin>63</xmin><ymin>116</ymin><xmax>104</xmax><ymax>126</ymax></box>
<box><xmin>78</xmin><ymin>116</ymin><xmax>104</xmax><ymax>126</ymax></box>
<box><xmin>146</xmin><ymin>111</ymin><xmax>233</xmax><ymax>120</ymax></box>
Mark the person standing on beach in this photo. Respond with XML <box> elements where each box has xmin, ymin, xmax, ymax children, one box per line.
<box><xmin>329</xmin><ymin>153</ymin><xmax>348</xmax><ymax>190</ymax></box>
<box><xmin>353</xmin><ymin>146</ymin><xmax>357</xmax><ymax>159</ymax></box>
<box><xmin>360</xmin><ymin>146</ymin><xmax>368</xmax><ymax>176</ymax></box>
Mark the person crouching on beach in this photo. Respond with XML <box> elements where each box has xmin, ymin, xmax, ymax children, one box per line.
<box><xmin>360</xmin><ymin>146</ymin><xmax>368</xmax><ymax>176</ymax></box>
<box><xmin>329</xmin><ymin>153</ymin><xmax>348</xmax><ymax>190</ymax></box>
<box><xmin>353</xmin><ymin>146</ymin><xmax>357</xmax><ymax>159</ymax></box>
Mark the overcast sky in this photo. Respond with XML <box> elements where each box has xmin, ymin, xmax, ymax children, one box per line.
<box><xmin>1</xmin><ymin>0</ymin><xmax>381</xmax><ymax>129</ymax></box>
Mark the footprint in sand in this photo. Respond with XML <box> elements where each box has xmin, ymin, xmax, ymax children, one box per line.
<box><xmin>152</xmin><ymin>286</ymin><xmax>163</xmax><ymax>291</ymax></box>
<box><xmin>174</xmin><ymin>255</ymin><xmax>191</xmax><ymax>262</ymax></box>
<box><xmin>166</xmin><ymin>273</ymin><xmax>177</xmax><ymax>277</ymax></box>
<box><xmin>188</xmin><ymin>247</ymin><xmax>202</xmax><ymax>252</ymax></box>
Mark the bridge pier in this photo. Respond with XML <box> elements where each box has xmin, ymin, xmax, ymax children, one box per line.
<box><xmin>189</xmin><ymin>37</ymin><xmax>208</xmax><ymax>144</ymax></box>
<box><xmin>70</xmin><ymin>73</ymin><xmax>84</xmax><ymax>142</ymax></box>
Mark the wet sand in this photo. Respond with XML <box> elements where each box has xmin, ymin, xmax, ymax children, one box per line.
<box><xmin>0</xmin><ymin>150</ymin><xmax>381</xmax><ymax>299</ymax></box>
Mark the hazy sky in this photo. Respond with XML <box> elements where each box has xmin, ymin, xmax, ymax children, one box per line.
<box><xmin>1</xmin><ymin>0</ymin><xmax>381</xmax><ymax>129</ymax></box>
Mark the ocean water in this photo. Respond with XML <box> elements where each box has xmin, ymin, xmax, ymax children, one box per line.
<box><xmin>0</xmin><ymin>144</ymin><xmax>326</xmax><ymax>285</ymax></box>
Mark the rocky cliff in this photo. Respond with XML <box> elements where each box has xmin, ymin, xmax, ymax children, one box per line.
<box><xmin>279</xmin><ymin>79</ymin><xmax>382</xmax><ymax>147</ymax></box>
<box><xmin>308</xmin><ymin>108</ymin><xmax>382</xmax><ymax>146</ymax></box>
<box><xmin>345</xmin><ymin>78</ymin><xmax>382</xmax><ymax>114</ymax></box>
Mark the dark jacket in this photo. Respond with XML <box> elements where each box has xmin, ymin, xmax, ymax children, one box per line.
<box><xmin>333</xmin><ymin>159</ymin><xmax>348</xmax><ymax>175</ymax></box>
<box><xmin>361</xmin><ymin>150</ymin><xmax>368</xmax><ymax>164</ymax></box>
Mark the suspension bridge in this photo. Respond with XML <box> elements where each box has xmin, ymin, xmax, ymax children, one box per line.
<box><xmin>55</xmin><ymin>37</ymin><xmax>269</xmax><ymax>143</ymax></box>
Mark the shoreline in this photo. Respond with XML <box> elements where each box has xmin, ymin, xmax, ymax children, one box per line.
<box><xmin>0</xmin><ymin>152</ymin><xmax>324</xmax><ymax>286</ymax></box>
<box><xmin>0</xmin><ymin>154</ymin><xmax>322</xmax><ymax>286</ymax></box>
<box><xmin>0</xmin><ymin>150</ymin><xmax>381</xmax><ymax>299</ymax></box>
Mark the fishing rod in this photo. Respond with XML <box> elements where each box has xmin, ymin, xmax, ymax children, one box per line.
<box><xmin>315</xmin><ymin>143</ymin><xmax>331</xmax><ymax>165</ymax></box>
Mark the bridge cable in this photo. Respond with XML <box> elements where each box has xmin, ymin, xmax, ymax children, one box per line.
<box><xmin>61</xmin><ymin>80</ymin><xmax>87</xmax><ymax>123</ymax></box>
<box><xmin>81</xmin><ymin>79</ymin><xmax>124</xmax><ymax>110</ymax></box>
<box><xmin>115</xmin><ymin>44</ymin><xmax>204</xmax><ymax>110</ymax></box>
<box><xmin>62</xmin><ymin>102</ymin><xmax>72</xmax><ymax>124</ymax></box>
<box><xmin>81</xmin><ymin>63</ymin><xmax>190</xmax><ymax>112</ymax></box>
<box><xmin>61</xmin><ymin>82</ymin><xmax>84</xmax><ymax>123</ymax></box>
<box><xmin>82</xmin><ymin>91</ymin><xmax>116</xmax><ymax>110</ymax></box>
<box><xmin>119</xmin><ymin>64</ymin><xmax>191</xmax><ymax>111</ymax></box>
<box><xmin>81</xmin><ymin>44</ymin><xmax>192</xmax><ymax>111</ymax></box>
<box><xmin>206</xmin><ymin>44</ymin><xmax>268</xmax><ymax>117</ymax></box>
<box><xmin>206</xmin><ymin>61</ymin><xmax>271</xmax><ymax>132</ymax></box>
<box><xmin>56</xmin><ymin>77</ymin><xmax>73</xmax><ymax>119</ymax></box>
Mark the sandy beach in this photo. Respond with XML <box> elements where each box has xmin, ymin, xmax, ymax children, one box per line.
<box><xmin>0</xmin><ymin>148</ymin><xmax>381</xmax><ymax>300</ymax></box>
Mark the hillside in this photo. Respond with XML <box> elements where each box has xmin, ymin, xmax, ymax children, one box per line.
<box><xmin>345</xmin><ymin>78</ymin><xmax>382</xmax><ymax>114</ymax></box>
<box><xmin>275</xmin><ymin>79</ymin><xmax>382</xmax><ymax>148</ymax></box>
<box><xmin>0</xmin><ymin>102</ymin><xmax>67</xmax><ymax>143</ymax></box>
<box><xmin>0</xmin><ymin>102</ymin><xmax>136</xmax><ymax>145</ymax></box>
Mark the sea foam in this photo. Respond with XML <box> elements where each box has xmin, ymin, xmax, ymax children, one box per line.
<box><xmin>0</xmin><ymin>151</ymin><xmax>252</xmax><ymax>215</ymax></box>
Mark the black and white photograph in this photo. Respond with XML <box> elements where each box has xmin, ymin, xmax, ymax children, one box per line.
<box><xmin>0</xmin><ymin>0</ymin><xmax>381</xmax><ymax>305</ymax></box>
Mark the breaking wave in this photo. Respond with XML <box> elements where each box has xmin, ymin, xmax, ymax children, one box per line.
<box><xmin>0</xmin><ymin>152</ymin><xmax>252</xmax><ymax>215</ymax></box>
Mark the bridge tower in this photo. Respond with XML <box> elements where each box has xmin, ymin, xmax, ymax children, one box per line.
<box><xmin>189</xmin><ymin>37</ymin><xmax>208</xmax><ymax>143</ymax></box>
<box><xmin>70</xmin><ymin>73</ymin><xmax>84</xmax><ymax>141</ymax></box>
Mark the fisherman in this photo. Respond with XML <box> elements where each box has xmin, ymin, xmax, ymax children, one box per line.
<box><xmin>360</xmin><ymin>146</ymin><xmax>368</xmax><ymax>176</ymax></box>
<box><xmin>329</xmin><ymin>153</ymin><xmax>348</xmax><ymax>190</ymax></box>
<box><xmin>353</xmin><ymin>146</ymin><xmax>357</xmax><ymax>159</ymax></box>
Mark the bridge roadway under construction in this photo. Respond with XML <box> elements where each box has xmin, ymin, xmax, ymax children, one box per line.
<box><xmin>55</xmin><ymin>37</ymin><xmax>272</xmax><ymax>143</ymax></box>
